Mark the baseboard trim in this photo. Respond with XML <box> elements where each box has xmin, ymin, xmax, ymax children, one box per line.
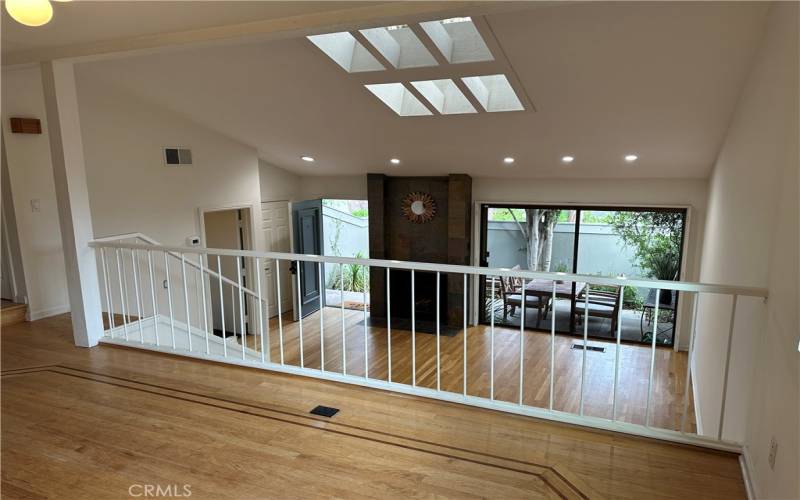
<box><xmin>740</xmin><ymin>445</ymin><xmax>757</xmax><ymax>500</ymax></box>
<box><xmin>29</xmin><ymin>304</ymin><xmax>71</xmax><ymax>321</ymax></box>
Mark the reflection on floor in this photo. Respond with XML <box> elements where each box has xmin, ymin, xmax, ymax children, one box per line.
<box><xmin>485</xmin><ymin>298</ymin><xmax>676</xmax><ymax>344</ymax></box>
<box><xmin>242</xmin><ymin>306</ymin><xmax>695</xmax><ymax>433</ymax></box>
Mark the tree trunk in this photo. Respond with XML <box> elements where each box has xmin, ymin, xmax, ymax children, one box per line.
<box><xmin>525</xmin><ymin>209</ymin><xmax>540</xmax><ymax>271</ymax></box>
<box><xmin>524</xmin><ymin>208</ymin><xmax>559</xmax><ymax>271</ymax></box>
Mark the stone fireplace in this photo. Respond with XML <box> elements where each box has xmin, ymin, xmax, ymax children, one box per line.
<box><xmin>367</xmin><ymin>174</ymin><xmax>471</xmax><ymax>333</ymax></box>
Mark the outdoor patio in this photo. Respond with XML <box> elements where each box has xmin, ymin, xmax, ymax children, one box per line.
<box><xmin>485</xmin><ymin>296</ymin><xmax>676</xmax><ymax>345</ymax></box>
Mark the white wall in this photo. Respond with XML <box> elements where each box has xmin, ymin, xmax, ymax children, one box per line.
<box><xmin>297</xmin><ymin>175</ymin><xmax>367</xmax><ymax>201</ymax></box>
<box><xmin>74</xmin><ymin>67</ymin><xmax>263</xmax><ymax>328</ymax></box>
<box><xmin>693</xmin><ymin>4</ymin><xmax>798</xmax><ymax>497</ymax></box>
<box><xmin>259</xmin><ymin>159</ymin><xmax>299</xmax><ymax>202</ymax></box>
<box><xmin>0</xmin><ymin>67</ymin><xmax>70</xmax><ymax>320</ymax></box>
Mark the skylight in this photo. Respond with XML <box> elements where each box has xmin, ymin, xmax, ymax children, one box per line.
<box><xmin>364</xmin><ymin>83</ymin><xmax>432</xmax><ymax>116</ymax></box>
<box><xmin>419</xmin><ymin>16</ymin><xmax>494</xmax><ymax>64</ymax></box>
<box><xmin>359</xmin><ymin>25</ymin><xmax>437</xmax><ymax>69</ymax></box>
<box><xmin>307</xmin><ymin>32</ymin><xmax>384</xmax><ymax>73</ymax></box>
<box><xmin>411</xmin><ymin>79</ymin><xmax>476</xmax><ymax>115</ymax></box>
<box><xmin>461</xmin><ymin>74</ymin><xmax>524</xmax><ymax>112</ymax></box>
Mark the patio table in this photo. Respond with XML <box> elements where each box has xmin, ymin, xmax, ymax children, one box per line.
<box><xmin>524</xmin><ymin>278</ymin><xmax>586</xmax><ymax>299</ymax></box>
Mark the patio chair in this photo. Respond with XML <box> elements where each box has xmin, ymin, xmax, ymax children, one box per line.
<box><xmin>498</xmin><ymin>275</ymin><xmax>549</xmax><ymax>327</ymax></box>
<box><xmin>572</xmin><ymin>285</ymin><xmax>623</xmax><ymax>335</ymax></box>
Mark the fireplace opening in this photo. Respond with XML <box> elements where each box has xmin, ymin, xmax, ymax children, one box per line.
<box><xmin>386</xmin><ymin>269</ymin><xmax>447</xmax><ymax>334</ymax></box>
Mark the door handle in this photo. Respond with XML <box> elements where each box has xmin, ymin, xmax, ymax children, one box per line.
<box><xmin>288</xmin><ymin>262</ymin><xmax>297</xmax><ymax>274</ymax></box>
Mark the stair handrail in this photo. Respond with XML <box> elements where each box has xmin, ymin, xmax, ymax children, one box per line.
<box><xmin>92</xmin><ymin>232</ymin><xmax>266</xmax><ymax>304</ymax></box>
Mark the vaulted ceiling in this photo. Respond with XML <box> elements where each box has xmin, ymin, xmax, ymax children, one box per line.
<box><xmin>4</xmin><ymin>1</ymin><xmax>770</xmax><ymax>179</ymax></box>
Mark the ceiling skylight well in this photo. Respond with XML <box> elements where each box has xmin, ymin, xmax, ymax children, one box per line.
<box><xmin>419</xmin><ymin>16</ymin><xmax>494</xmax><ymax>64</ymax></box>
<box><xmin>359</xmin><ymin>25</ymin><xmax>437</xmax><ymax>69</ymax></box>
<box><xmin>364</xmin><ymin>83</ymin><xmax>432</xmax><ymax>116</ymax></box>
<box><xmin>411</xmin><ymin>79</ymin><xmax>476</xmax><ymax>115</ymax></box>
<box><xmin>307</xmin><ymin>32</ymin><xmax>384</xmax><ymax>73</ymax></box>
<box><xmin>461</xmin><ymin>74</ymin><xmax>524</xmax><ymax>112</ymax></box>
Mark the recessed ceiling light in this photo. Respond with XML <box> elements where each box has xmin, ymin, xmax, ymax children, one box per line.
<box><xmin>503</xmin><ymin>157</ymin><xmax>515</xmax><ymax>165</ymax></box>
<box><xmin>624</xmin><ymin>154</ymin><xmax>639</xmax><ymax>163</ymax></box>
<box><xmin>561</xmin><ymin>155</ymin><xmax>575</xmax><ymax>164</ymax></box>
<box><xmin>390</xmin><ymin>158</ymin><xmax>401</xmax><ymax>165</ymax></box>
<box><xmin>301</xmin><ymin>156</ymin><xmax>315</xmax><ymax>162</ymax></box>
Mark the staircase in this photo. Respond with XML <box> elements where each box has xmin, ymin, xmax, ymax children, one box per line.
<box><xmin>1</xmin><ymin>301</ymin><xmax>27</xmax><ymax>327</ymax></box>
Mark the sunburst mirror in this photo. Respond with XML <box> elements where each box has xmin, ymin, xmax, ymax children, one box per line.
<box><xmin>401</xmin><ymin>192</ymin><xmax>436</xmax><ymax>224</ymax></box>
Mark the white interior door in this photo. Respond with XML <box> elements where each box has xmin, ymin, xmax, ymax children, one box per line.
<box><xmin>262</xmin><ymin>201</ymin><xmax>292</xmax><ymax>318</ymax></box>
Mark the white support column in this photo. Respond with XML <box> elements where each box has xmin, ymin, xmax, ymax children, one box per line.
<box><xmin>40</xmin><ymin>60</ymin><xmax>103</xmax><ymax>347</ymax></box>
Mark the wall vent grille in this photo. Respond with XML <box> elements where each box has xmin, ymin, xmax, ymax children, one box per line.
<box><xmin>164</xmin><ymin>147</ymin><xmax>192</xmax><ymax>166</ymax></box>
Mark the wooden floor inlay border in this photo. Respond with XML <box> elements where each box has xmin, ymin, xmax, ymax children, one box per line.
<box><xmin>2</xmin><ymin>364</ymin><xmax>594</xmax><ymax>499</ymax></box>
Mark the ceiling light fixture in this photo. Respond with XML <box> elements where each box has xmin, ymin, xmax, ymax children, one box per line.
<box><xmin>503</xmin><ymin>157</ymin><xmax>515</xmax><ymax>165</ymax></box>
<box><xmin>624</xmin><ymin>154</ymin><xmax>639</xmax><ymax>163</ymax></box>
<box><xmin>5</xmin><ymin>0</ymin><xmax>53</xmax><ymax>27</ymax></box>
<box><xmin>301</xmin><ymin>156</ymin><xmax>315</xmax><ymax>162</ymax></box>
<box><xmin>561</xmin><ymin>155</ymin><xmax>575</xmax><ymax>164</ymax></box>
<box><xmin>390</xmin><ymin>158</ymin><xmax>401</xmax><ymax>165</ymax></box>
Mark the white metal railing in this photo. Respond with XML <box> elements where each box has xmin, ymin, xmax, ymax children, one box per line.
<box><xmin>89</xmin><ymin>236</ymin><xmax>768</xmax><ymax>452</ymax></box>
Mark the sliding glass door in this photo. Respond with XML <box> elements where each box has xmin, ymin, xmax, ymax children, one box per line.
<box><xmin>479</xmin><ymin>204</ymin><xmax>686</xmax><ymax>346</ymax></box>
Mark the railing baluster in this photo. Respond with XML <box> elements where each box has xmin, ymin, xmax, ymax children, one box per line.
<box><xmin>147</xmin><ymin>250</ymin><xmax>159</xmax><ymax>347</ymax></box>
<box><xmin>164</xmin><ymin>252</ymin><xmax>176</xmax><ymax>349</ymax></box>
<box><xmin>99</xmin><ymin>247</ymin><xmax>113</xmax><ymax>333</ymax></box>
<box><xmin>518</xmin><ymin>278</ymin><xmax>525</xmax><ymax>406</ymax></box>
<box><xmin>231</xmin><ymin>286</ymin><xmax>236</xmax><ymax>346</ymax></box>
<box><xmin>612</xmin><ymin>285</ymin><xmax>625</xmax><ymax>421</ymax></box>
<box><xmin>549</xmin><ymin>281</ymin><xmax>556</xmax><ymax>411</ymax></box>
<box><xmin>436</xmin><ymin>271</ymin><xmax>441</xmax><ymax>391</ymax></box>
<box><xmin>181</xmin><ymin>253</ymin><xmax>192</xmax><ymax>352</ymax></box>
<box><xmin>199</xmin><ymin>254</ymin><xmax>209</xmax><ymax>355</ymax></box>
<box><xmin>237</xmin><ymin>256</ymin><xmax>246</xmax><ymax>361</ymax></box>
<box><xmin>580</xmin><ymin>285</ymin><xmax>589</xmax><ymax>416</ymax></box>
<box><xmin>363</xmin><ymin>265</ymin><xmax>368</xmax><ymax>380</ymax></box>
<box><xmin>411</xmin><ymin>269</ymin><xmax>416</xmax><ymax>387</ymax></box>
<box><xmin>718</xmin><ymin>294</ymin><xmax>739</xmax><ymax>441</ymax></box>
<box><xmin>276</xmin><ymin>259</ymin><xmax>284</xmax><ymax>365</ymax></box>
<box><xmin>645</xmin><ymin>289</ymin><xmax>661</xmax><ymax>427</ymax></box>
<box><xmin>463</xmin><ymin>273</ymin><xmax>467</xmax><ymax>397</ymax></box>
<box><xmin>296</xmin><ymin>260</ymin><xmax>304</xmax><ymax>368</ymax></box>
<box><xmin>490</xmin><ymin>276</ymin><xmax>495</xmax><ymax>401</ymax></box>
<box><xmin>318</xmin><ymin>262</ymin><xmax>324</xmax><ymax>371</ymax></box>
<box><xmin>681</xmin><ymin>293</ymin><xmax>700</xmax><ymax>434</ymax></box>
<box><xmin>217</xmin><ymin>255</ymin><xmax>227</xmax><ymax>358</ymax></box>
<box><xmin>257</xmin><ymin>257</ymin><xmax>266</xmax><ymax>364</ymax></box>
<box><xmin>387</xmin><ymin>267</ymin><xmax>392</xmax><ymax>383</ymax></box>
<box><xmin>133</xmin><ymin>250</ymin><xmax>145</xmax><ymax>343</ymax></box>
<box><xmin>340</xmin><ymin>263</ymin><xmax>345</xmax><ymax>375</ymax></box>
<box><xmin>115</xmin><ymin>248</ymin><xmax>129</xmax><ymax>341</ymax></box>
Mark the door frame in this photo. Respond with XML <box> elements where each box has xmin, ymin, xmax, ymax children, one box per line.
<box><xmin>198</xmin><ymin>202</ymin><xmax>258</xmax><ymax>335</ymax></box>
<box><xmin>472</xmin><ymin>200</ymin><xmax>692</xmax><ymax>349</ymax></box>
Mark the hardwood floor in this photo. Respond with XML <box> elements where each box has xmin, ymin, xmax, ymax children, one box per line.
<box><xmin>241</xmin><ymin>307</ymin><xmax>695</xmax><ymax>432</ymax></box>
<box><xmin>2</xmin><ymin>313</ymin><xmax>743</xmax><ymax>499</ymax></box>
<box><xmin>1</xmin><ymin>300</ymin><xmax>27</xmax><ymax>327</ymax></box>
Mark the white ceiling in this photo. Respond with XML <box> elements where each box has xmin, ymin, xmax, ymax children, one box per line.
<box><xmin>1</xmin><ymin>1</ymin><xmax>369</xmax><ymax>55</ymax></box>
<box><xmin>18</xmin><ymin>2</ymin><xmax>772</xmax><ymax>179</ymax></box>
